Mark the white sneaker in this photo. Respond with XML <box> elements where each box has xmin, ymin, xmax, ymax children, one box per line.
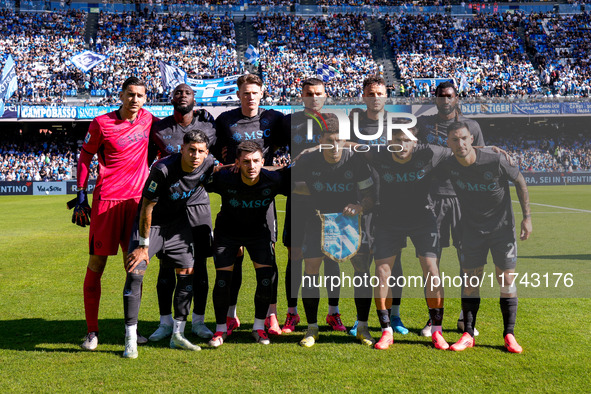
<box><xmin>170</xmin><ymin>333</ymin><xmax>201</xmax><ymax>351</ymax></box>
<box><xmin>192</xmin><ymin>321</ymin><xmax>213</xmax><ymax>339</ymax></box>
<box><xmin>149</xmin><ymin>324</ymin><xmax>173</xmax><ymax>341</ymax></box>
<box><xmin>81</xmin><ymin>332</ymin><xmax>98</xmax><ymax>351</ymax></box>
<box><xmin>122</xmin><ymin>336</ymin><xmax>138</xmax><ymax>359</ymax></box>
<box><xmin>420</xmin><ymin>319</ymin><xmax>432</xmax><ymax>337</ymax></box>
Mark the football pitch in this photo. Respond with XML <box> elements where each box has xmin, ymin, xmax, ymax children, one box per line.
<box><xmin>0</xmin><ymin>186</ymin><xmax>589</xmax><ymax>392</ymax></box>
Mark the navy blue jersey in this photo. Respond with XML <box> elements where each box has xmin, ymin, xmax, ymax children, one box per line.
<box><xmin>148</xmin><ymin>109</ymin><xmax>217</xmax><ymax>206</ymax></box>
<box><xmin>214</xmin><ymin>107</ymin><xmax>285</xmax><ymax>166</ymax></box>
<box><xmin>205</xmin><ymin>167</ymin><xmax>290</xmax><ymax>239</ymax></box>
<box><xmin>142</xmin><ymin>153</ymin><xmax>215</xmax><ymax>226</ymax></box>
<box><xmin>282</xmin><ymin>111</ymin><xmax>323</xmax><ymax>158</ymax></box>
<box><xmin>443</xmin><ymin>149</ymin><xmax>521</xmax><ymax>234</ymax></box>
<box><xmin>417</xmin><ymin>114</ymin><xmax>484</xmax><ymax>196</ymax></box>
<box><xmin>369</xmin><ymin>144</ymin><xmax>451</xmax><ymax>226</ymax></box>
<box><xmin>293</xmin><ymin>149</ymin><xmax>374</xmax><ymax>214</ymax></box>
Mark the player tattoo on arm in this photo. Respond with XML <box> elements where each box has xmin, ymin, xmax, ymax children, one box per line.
<box><xmin>514</xmin><ymin>173</ymin><xmax>532</xmax><ymax>240</ymax></box>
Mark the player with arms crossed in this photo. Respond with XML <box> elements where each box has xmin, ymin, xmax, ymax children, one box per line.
<box><xmin>293</xmin><ymin>116</ymin><xmax>375</xmax><ymax>347</ymax></box>
<box><xmin>416</xmin><ymin>81</ymin><xmax>485</xmax><ymax>336</ymax></box>
<box><xmin>214</xmin><ymin>75</ymin><xmax>285</xmax><ymax>336</ymax></box>
<box><xmin>123</xmin><ymin>131</ymin><xmax>215</xmax><ymax>358</ymax></box>
<box><xmin>74</xmin><ymin>77</ymin><xmax>157</xmax><ymax>351</ymax></box>
<box><xmin>205</xmin><ymin>141</ymin><xmax>290</xmax><ymax>347</ymax></box>
<box><xmin>147</xmin><ymin>83</ymin><xmax>217</xmax><ymax>341</ymax></box>
<box><xmin>443</xmin><ymin>122</ymin><xmax>532</xmax><ymax>353</ymax></box>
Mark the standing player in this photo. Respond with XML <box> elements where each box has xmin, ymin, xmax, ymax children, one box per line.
<box><xmin>348</xmin><ymin>76</ymin><xmax>409</xmax><ymax>339</ymax></box>
<box><xmin>74</xmin><ymin>77</ymin><xmax>157</xmax><ymax>351</ymax></box>
<box><xmin>293</xmin><ymin>117</ymin><xmax>375</xmax><ymax>347</ymax></box>
<box><xmin>123</xmin><ymin>131</ymin><xmax>215</xmax><ymax>358</ymax></box>
<box><xmin>443</xmin><ymin>122</ymin><xmax>532</xmax><ymax>353</ymax></box>
<box><xmin>416</xmin><ymin>81</ymin><xmax>484</xmax><ymax>336</ymax></box>
<box><xmin>280</xmin><ymin>78</ymin><xmax>344</xmax><ymax>334</ymax></box>
<box><xmin>369</xmin><ymin>127</ymin><xmax>452</xmax><ymax>350</ymax></box>
<box><xmin>147</xmin><ymin>83</ymin><xmax>217</xmax><ymax>341</ymax></box>
<box><xmin>205</xmin><ymin>141</ymin><xmax>290</xmax><ymax>347</ymax></box>
<box><xmin>214</xmin><ymin>74</ymin><xmax>285</xmax><ymax>336</ymax></box>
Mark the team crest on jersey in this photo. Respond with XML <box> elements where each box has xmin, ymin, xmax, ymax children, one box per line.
<box><xmin>148</xmin><ymin>181</ymin><xmax>158</xmax><ymax>193</ymax></box>
<box><xmin>456</xmin><ymin>179</ymin><xmax>466</xmax><ymax>190</ymax></box>
<box><xmin>344</xmin><ymin>170</ymin><xmax>353</xmax><ymax>179</ymax></box>
<box><xmin>383</xmin><ymin>173</ymin><xmax>394</xmax><ymax>183</ymax></box>
<box><xmin>232</xmin><ymin>133</ymin><xmax>242</xmax><ymax>142</ymax></box>
<box><xmin>262</xmin><ymin>188</ymin><xmax>271</xmax><ymax>196</ymax></box>
<box><xmin>229</xmin><ymin>198</ymin><xmax>240</xmax><ymax>207</ymax></box>
<box><xmin>313</xmin><ymin>182</ymin><xmax>323</xmax><ymax>191</ymax></box>
<box><xmin>84</xmin><ymin>132</ymin><xmax>91</xmax><ymax>144</ymax></box>
<box><xmin>166</xmin><ymin>144</ymin><xmax>175</xmax><ymax>153</ymax></box>
<box><xmin>293</xmin><ymin>135</ymin><xmax>304</xmax><ymax>144</ymax></box>
<box><xmin>484</xmin><ymin>171</ymin><xmax>494</xmax><ymax>180</ymax></box>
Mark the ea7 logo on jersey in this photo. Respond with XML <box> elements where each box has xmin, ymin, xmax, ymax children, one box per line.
<box><xmin>148</xmin><ymin>181</ymin><xmax>158</xmax><ymax>193</ymax></box>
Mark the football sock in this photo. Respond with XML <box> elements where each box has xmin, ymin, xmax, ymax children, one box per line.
<box><xmin>83</xmin><ymin>267</ymin><xmax>102</xmax><ymax>333</ymax></box>
<box><xmin>391</xmin><ymin>304</ymin><xmax>401</xmax><ymax>317</ymax></box>
<box><xmin>285</xmin><ymin>257</ymin><xmax>302</xmax><ymax>308</ymax></box>
<box><xmin>229</xmin><ymin>254</ymin><xmax>244</xmax><ymax>306</ymax></box>
<box><xmin>192</xmin><ymin>313</ymin><xmax>205</xmax><ymax>324</ymax></box>
<box><xmin>302</xmin><ymin>274</ymin><xmax>320</xmax><ymax>325</ymax></box>
<box><xmin>123</xmin><ymin>270</ymin><xmax>144</xmax><ymax>326</ymax></box>
<box><xmin>254</xmin><ymin>266</ymin><xmax>274</xmax><ymax>320</ymax></box>
<box><xmin>173</xmin><ymin>274</ymin><xmax>193</xmax><ymax>321</ymax></box>
<box><xmin>156</xmin><ymin>266</ymin><xmax>175</xmax><ymax>316</ymax></box>
<box><xmin>429</xmin><ymin>307</ymin><xmax>444</xmax><ymax>326</ymax></box>
<box><xmin>216</xmin><ymin>324</ymin><xmax>227</xmax><ymax>333</ymax></box>
<box><xmin>325</xmin><ymin>257</ymin><xmax>341</xmax><ymax>305</ymax></box>
<box><xmin>328</xmin><ymin>305</ymin><xmax>340</xmax><ymax>315</ymax></box>
<box><xmin>500</xmin><ymin>297</ymin><xmax>518</xmax><ymax>337</ymax></box>
<box><xmin>287</xmin><ymin>306</ymin><xmax>298</xmax><ymax>314</ymax></box>
<box><xmin>192</xmin><ymin>256</ymin><xmax>208</xmax><ymax>315</ymax></box>
<box><xmin>227</xmin><ymin>305</ymin><xmax>237</xmax><ymax>318</ymax></box>
<box><xmin>173</xmin><ymin>319</ymin><xmax>186</xmax><ymax>335</ymax></box>
<box><xmin>161</xmin><ymin>314</ymin><xmax>173</xmax><ymax>326</ymax></box>
<box><xmin>377</xmin><ymin>309</ymin><xmax>391</xmax><ymax>329</ymax></box>
<box><xmin>253</xmin><ymin>318</ymin><xmax>265</xmax><ymax>331</ymax></box>
<box><xmin>354</xmin><ymin>296</ymin><xmax>372</xmax><ymax>322</ymax></box>
<box><xmin>462</xmin><ymin>297</ymin><xmax>480</xmax><ymax>337</ymax></box>
<box><xmin>125</xmin><ymin>323</ymin><xmax>137</xmax><ymax>338</ymax></box>
<box><xmin>213</xmin><ymin>270</ymin><xmax>233</xmax><ymax>325</ymax></box>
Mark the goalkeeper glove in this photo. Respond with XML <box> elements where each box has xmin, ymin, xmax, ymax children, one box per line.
<box><xmin>69</xmin><ymin>190</ymin><xmax>91</xmax><ymax>227</ymax></box>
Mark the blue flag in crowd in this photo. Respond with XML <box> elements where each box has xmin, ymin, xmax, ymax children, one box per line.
<box><xmin>0</xmin><ymin>54</ymin><xmax>17</xmax><ymax>116</ymax></box>
<box><xmin>316</xmin><ymin>63</ymin><xmax>341</xmax><ymax>82</ymax></box>
<box><xmin>159</xmin><ymin>61</ymin><xmax>187</xmax><ymax>92</ymax></box>
<box><xmin>245</xmin><ymin>44</ymin><xmax>260</xmax><ymax>66</ymax></box>
<box><xmin>70</xmin><ymin>50</ymin><xmax>108</xmax><ymax>73</ymax></box>
<box><xmin>319</xmin><ymin>212</ymin><xmax>361</xmax><ymax>263</ymax></box>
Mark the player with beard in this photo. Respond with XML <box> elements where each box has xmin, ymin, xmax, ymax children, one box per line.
<box><xmin>76</xmin><ymin>77</ymin><xmax>157</xmax><ymax>351</ymax></box>
<box><xmin>123</xmin><ymin>131</ymin><xmax>215</xmax><ymax>358</ymax></box>
<box><xmin>416</xmin><ymin>81</ymin><xmax>484</xmax><ymax>337</ymax></box>
<box><xmin>205</xmin><ymin>141</ymin><xmax>290</xmax><ymax>347</ymax></box>
<box><xmin>147</xmin><ymin>84</ymin><xmax>217</xmax><ymax>342</ymax></box>
<box><xmin>443</xmin><ymin>122</ymin><xmax>531</xmax><ymax>353</ymax></box>
<box><xmin>213</xmin><ymin>74</ymin><xmax>285</xmax><ymax>336</ymax></box>
<box><xmin>279</xmin><ymin>78</ymin><xmax>345</xmax><ymax>334</ymax></box>
<box><xmin>347</xmin><ymin>76</ymin><xmax>409</xmax><ymax>341</ymax></box>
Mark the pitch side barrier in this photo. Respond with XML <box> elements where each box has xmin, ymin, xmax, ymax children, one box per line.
<box><xmin>0</xmin><ymin>181</ymin><xmax>97</xmax><ymax>196</ymax></box>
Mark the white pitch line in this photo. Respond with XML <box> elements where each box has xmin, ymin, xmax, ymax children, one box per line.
<box><xmin>512</xmin><ymin>200</ymin><xmax>591</xmax><ymax>213</ymax></box>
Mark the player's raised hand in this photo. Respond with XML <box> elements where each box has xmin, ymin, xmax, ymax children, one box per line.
<box><xmin>520</xmin><ymin>216</ymin><xmax>532</xmax><ymax>240</ymax></box>
<box><xmin>126</xmin><ymin>247</ymin><xmax>149</xmax><ymax>273</ymax></box>
<box><xmin>70</xmin><ymin>190</ymin><xmax>91</xmax><ymax>227</ymax></box>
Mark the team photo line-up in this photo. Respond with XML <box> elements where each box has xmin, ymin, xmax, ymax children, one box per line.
<box><xmin>73</xmin><ymin>72</ymin><xmax>531</xmax><ymax>359</ymax></box>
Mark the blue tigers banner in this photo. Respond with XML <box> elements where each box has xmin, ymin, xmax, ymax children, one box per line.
<box><xmin>319</xmin><ymin>212</ymin><xmax>361</xmax><ymax>263</ymax></box>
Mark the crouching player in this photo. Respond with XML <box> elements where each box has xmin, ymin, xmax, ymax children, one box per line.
<box><xmin>443</xmin><ymin>122</ymin><xmax>532</xmax><ymax>353</ymax></box>
<box><xmin>205</xmin><ymin>140</ymin><xmax>290</xmax><ymax>347</ymax></box>
<box><xmin>123</xmin><ymin>131</ymin><xmax>215</xmax><ymax>358</ymax></box>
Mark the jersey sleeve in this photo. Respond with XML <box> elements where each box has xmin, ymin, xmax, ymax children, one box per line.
<box><xmin>499</xmin><ymin>154</ymin><xmax>521</xmax><ymax>183</ymax></box>
<box><xmin>196</xmin><ymin>109</ymin><xmax>217</xmax><ymax>148</ymax></box>
<box><xmin>81</xmin><ymin>119</ymin><xmax>103</xmax><ymax>156</ymax></box>
<box><xmin>430</xmin><ymin>144</ymin><xmax>453</xmax><ymax>167</ymax></box>
<box><xmin>204</xmin><ymin>170</ymin><xmax>221</xmax><ymax>194</ymax></box>
<box><xmin>353</xmin><ymin>154</ymin><xmax>374</xmax><ymax>191</ymax></box>
<box><xmin>142</xmin><ymin>164</ymin><xmax>166</xmax><ymax>203</ymax></box>
<box><xmin>469</xmin><ymin>120</ymin><xmax>485</xmax><ymax>146</ymax></box>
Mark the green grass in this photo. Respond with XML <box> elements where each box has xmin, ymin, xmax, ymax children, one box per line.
<box><xmin>0</xmin><ymin>186</ymin><xmax>590</xmax><ymax>392</ymax></box>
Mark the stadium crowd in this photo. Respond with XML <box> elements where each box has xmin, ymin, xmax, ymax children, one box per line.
<box><xmin>252</xmin><ymin>13</ymin><xmax>378</xmax><ymax>102</ymax></box>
